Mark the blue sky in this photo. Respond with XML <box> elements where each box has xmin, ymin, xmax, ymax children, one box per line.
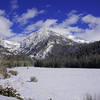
<box><xmin>0</xmin><ymin>0</ymin><xmax>100</xmax><ymax>42</ymax></box>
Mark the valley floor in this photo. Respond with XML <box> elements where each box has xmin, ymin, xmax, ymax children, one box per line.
<box><xmin>0</xmin><ymin>67</ymin><xmax>100</xmax><ymax>100</ymax></box>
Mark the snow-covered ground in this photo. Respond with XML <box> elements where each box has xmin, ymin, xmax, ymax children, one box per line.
<box><xmin>0</xmin><ymin>67</ymin><xmax>100</xmax><ymax>100</ymax></box>
<box><xmin>0</xmin><ymin>95</ymin><xmax>17</xmax><ymax>100</ymax></box>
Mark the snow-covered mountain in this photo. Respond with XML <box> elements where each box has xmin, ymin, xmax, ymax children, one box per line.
<box><xmin>19</xmin><ymin>28</ymin><xmax>86</xmax><ymax>59</ymax></box>
<box><xmin>0</xmin><ymin>28</ymin><xmax>88</xmax><ymax>58</ymax></box>
<box><xmin>0</xmin><ymin>38</ymin><xmax>20</xmax><ymax>52</ymax></box>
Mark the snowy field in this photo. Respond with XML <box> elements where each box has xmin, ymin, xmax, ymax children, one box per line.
<box><xmin>0</xmin><ymin>95</ymin><xmax>17</xmax><ymax>100</ymax></box>
<box><xmin>0</xmin><ymin>67</ymin><xmax>100</xmax><ymax>100</ymax></box>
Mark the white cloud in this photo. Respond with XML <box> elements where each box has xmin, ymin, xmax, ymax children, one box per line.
<box><xmin>44</xmin><ymin>18</ymin><xmax>81</xmax><ymax>34</ymax></box>
<box><xmin>50</xmin><ymin>25</ymin><xmax>82</xmax><ymax>37</ymax></box>
<box><xmin>25</xmin><ymin>20</ymin><xmax>44</xmax><ymax>33</ymax></box>
<box><xmin>39</xmin><ymin>14</ymin><xmax>81</xmax><ymax>36</ymax></box>
<box><xmin>67</xmin><ymin>10</ymin><xmax>78</xmax><ymax>16</ymax></box>
<box><xmin>8</xmin><ymin>34</ymin><xmax>27</xmax><ymax>42</ymax></box>
<box><xmin>17</xmin><ymin>8</ymin><xmax>45</xmax><ymax>25</ymax></box>
<box><xmin>0</xmin><ymin>9</ymin><xmax>19</xmax><ymax>41</ymax></box>
<box><xmin>24</xmin><ymin>19</ymin><xmax>57</xmax><ymax>33</ymax></box>
<box><xmin>0</xmin><ymin>16</ymin><xmax>14</xmax><ymax>39</ymax></box>
<box><xmin>46</xmin><ymin>4</ymin><xmax>51</xmax><ymax>8</ymax></box>
<box><xmin>75</xmin><ymin>15</ymin><xmax>100</xmax><ymax>41</ymax></box>
<box><xmin>11</xmin><ymin>0</ymin><xmax>19</xmax><ymax>9</ymax></box>
<box><xmin>59</xmin><ymin>14</ymin><xmax>80</xmax><ymax>28</ymax></box>
<box><xmin>0</xmin><ymin>10</ymin><xmax>5</xmax><ymax>16</ymax></box>
<box><xmin>42</xmin><ymin>19</ymin><xmax>57</xmax><ymax>28</ymax></box>
<box><xmin>39</xmin><ymin>10</ymin><xmax>45</xmax><ymax>14</ymax></box>
<box><xmin>82</xmin><ymin>14</ymin><xmax>100</xmax><ymax>24</ymax></box>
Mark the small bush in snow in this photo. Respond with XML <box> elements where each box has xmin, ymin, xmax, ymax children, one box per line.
<box><xmin>30</xmin><ymin>76</ymin><xmax>38</xmax><ymax>82</ymax></box>
<box><xmin>0</xmin><ymin>86</ymin><xmax>24</xmax><ymax>100</ymax></box>
<box><xmin>9</xmin><ymin>70</ymin><xmax>18</xmax><ymax>76</ymax></box>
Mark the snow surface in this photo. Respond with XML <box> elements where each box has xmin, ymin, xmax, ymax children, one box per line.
<box><xmin>21</xmin><ymin>28</ymin><xmax>87</xmax><ymax>50</ymax></box>
<box><xmin>34</xmin><ymin>41</ymin><xmax>54</xmax><ymax>59</ymax></box>
<box><xmin>0</xmin><ymin>38</ymin><xmax>20</xmax><ymax>52</ymax></box>
<box><xmin>42</xmin><ymin>42</ymin><xmax>53</xmax><ymax>58</ymax></box>
<box><xmin>2</xmin><ymin>40</ymin><xmax>20</xmax><ymax>52</ymax></box>
<box><xmin>20</xmin><ymin>28</ymin><xmax>85</xmax><ymax>58</ymax></box>
<box><xmin>0</xmin><ymin>67</ymin><xmax>100</xmax><ymax>100</ymax></box>
<box><xmin>0</xmin><ymin>95</ymin><xmax>17</xmax><ymax>100</ymax></box>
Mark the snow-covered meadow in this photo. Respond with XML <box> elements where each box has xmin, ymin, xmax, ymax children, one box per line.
<box><xmin>0</xmin><ymin>95</ymin><xmax>17</xmax><ymax>100</ymax></box>
<box><xmin>0</xmin><ymin>67</ymin><xmax>100</xmax><ymax>100</ymax></box>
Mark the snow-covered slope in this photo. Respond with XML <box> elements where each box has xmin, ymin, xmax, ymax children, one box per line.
<box><xmin>0</xmin><ymin>67</ymin><xmax>100</xmax><ymax>100</ymax></box>
<box><xmin>2</xmin><ymin>40</ymin><xmax>20</xmax><ymax>52</ymax></box>
<box><xmin>0</xmin><ymin>95</ymin><xmax>17</xmax><ymax>100</ymax></box>
<box><xmin>20</xmin><ymin>28</ymin><xmax>82</xmax><ymax>58</ymax></box>
<box><xmin>0</xmin><ymin>38</ymin><xmax>20</xmax><ymax>52</ymax></box>
<box><xmin>20</xmin><ymin>28</ymin><xmax>69</xmax><ymax>50</ymax></box>
<box><xmin>21</xmin><ymin>28</ymin><xmax>86</xmax><ymax>49</ymax></box>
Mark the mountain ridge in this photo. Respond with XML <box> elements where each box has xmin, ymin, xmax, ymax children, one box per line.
<box><xmin>19</xmin><ymin>28</ymin><xmax>84</xmax><ymax>59</ymax></box>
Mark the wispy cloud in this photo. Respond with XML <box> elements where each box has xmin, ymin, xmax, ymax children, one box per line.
<box><xmin>75</xmin><ymin>15</ymin><xmax>100</xmax><ymax>41</ymax></box>
<box><xmin>42</xmin><ymin>19</ymin><xmax>57</xmax><ymax>28</ymax></box>
<box><xmin>24</xmin><ymin>20</ymin><xmax>44</xmax><ymax>33</ymax></box>
<box><xmin>16</xmin><ymin>8</ymin><xmax>45</xmax><ymax>25</ymax></box>
<box><xmin>59</xmin><ymin>14</ymin><xmax>80</xmax><ymax>28</ymax></box>
<box><xmin>10</xmin><ymin>0</ymin><xmax>19</xmax><ymax>9</ymax></box>
<box><xmin>24</xmin><ymin>19</ymin><xmax>57</xmax><ymax>33</ymax></box>
<box><xmin>0</xmin><ymin>10</ymin><xmax>5</xmax><ymax>16</ymax></box>
<box><xmin>46</xmin><ymin>4</ymin><xmax>51</xmax><ymax>8</ymax></box>
<box><xmin>0</xmin><ymin>13</ymin><xmax>14</xmax><ymax>39</ymax></box>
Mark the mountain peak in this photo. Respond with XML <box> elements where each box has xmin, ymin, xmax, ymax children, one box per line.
<box><xmin>20</xmin><ymin>28</ymin><xmax>80</xmax><ymax>58</ymax></box>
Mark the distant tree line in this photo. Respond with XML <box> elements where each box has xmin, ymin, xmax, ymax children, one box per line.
<box><xmin>34</xmin><ymin>54</ymin><xmax>100</xmax><ymax>68</ymax></box>
<box><xmin>34</xmin><ymin>41</ymin><xmax>100</xmax><ymax>68</ymax></box>
<box><xmin>2</xmin><ymin>54</ymin><xmax>34</xmax><ymax>68</ymax></box>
